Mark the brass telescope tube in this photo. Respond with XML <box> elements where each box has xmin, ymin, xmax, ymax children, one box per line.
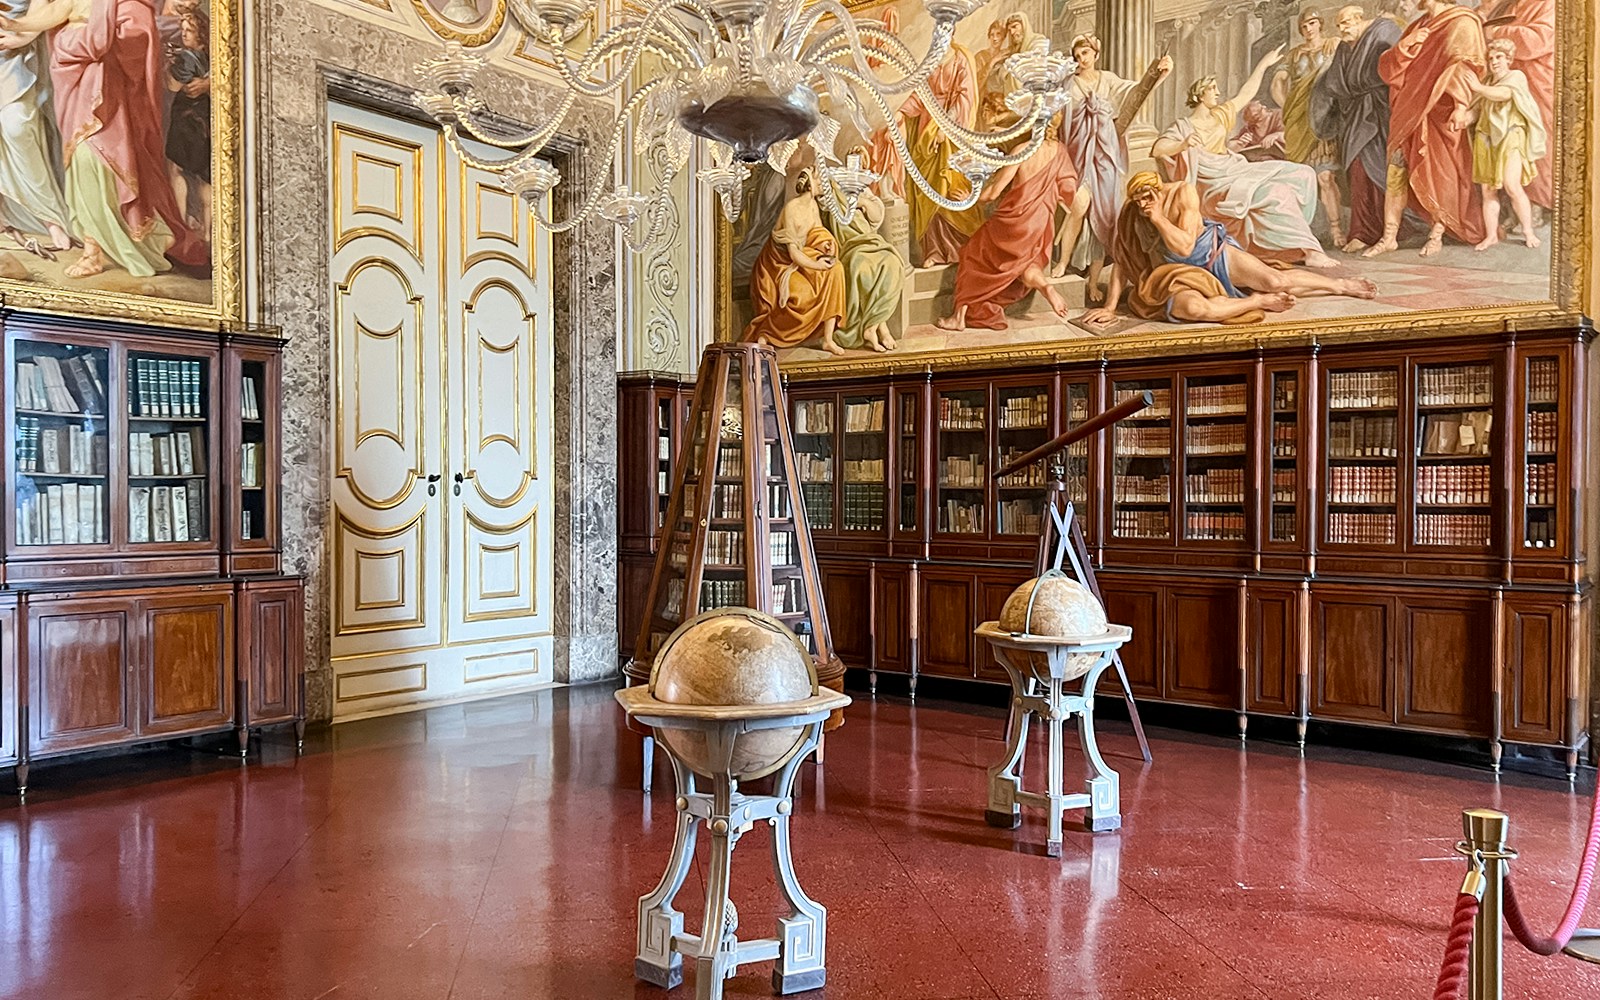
<box><xmin>1463</xmin><ymin>808</ymin><xmax>1510</xmax><ymax>1000</ymax></box>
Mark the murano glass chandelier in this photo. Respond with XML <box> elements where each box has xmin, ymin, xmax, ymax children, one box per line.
<box><xmin>414</xmin><ymin>0</ymin><xmax>1076</xmax><ymax>252</ymax></box>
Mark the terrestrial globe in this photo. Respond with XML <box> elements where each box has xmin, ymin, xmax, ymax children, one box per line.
<box><xmin>997</xmin><ymin>575</ymin><xmax>1110</xmax><ymax>680</ymax></box>
<box><xmin>650</xmin><ymin>608</ymin><xmax>818</xmax><ymax>780</ymax></box>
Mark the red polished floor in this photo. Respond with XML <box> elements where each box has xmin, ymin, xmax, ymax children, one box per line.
<box><xmin>1</xmin><ymin>683</ymin><xmax>1597</xmax><ymax>1000</ymax></box>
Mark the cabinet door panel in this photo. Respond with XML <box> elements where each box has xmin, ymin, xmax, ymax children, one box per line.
<box><xmin>1399</xmin><ymin>598</ymin><xmax>1492</xmax><ymax>736</ymax></box>
<box><xmin>1248</xmin><ymin>589</ymin><xmax>1297</xmax><ymax>714</ymax></box>
<box><xmin>919</xmin><ymin>572</ymin><xmax>975</xmax><ymax>678</ymax></box>
<box><xmin>31</xmin><ymin>603</ymin><xmax>136</xmax><ymax>754</ymax></box>
<box><xmin>1502</xmin><ymin>597</ymin><xmax>1566</xmax><ymax>745</ymax></box>
<box><xmin>873</xmin><ymin>566</ymin><xmax>908</xmax><ymax>672</ymax></box>
<box><xmin>1312</xmin><ymin>594</ymin><xmax>1392</xmax><ymax>723</ymax></box>
<box><xmin>140</xmin><ymin>594</ymin><xmax>233</xmax><ymax>737</ymax></box>
<box><xmin>1165</xmin><ymin>587</ymin><xmax>1237</xmax><ymax>708</ymax></box>
<box><xmin>0</xmin><ymin>603</ymin><xmax>17</xmax><ymax>765</ymax></box>
<box><xmin>820</xmin><ymin>563</ymin><xmax>872</xmax><ymax>666</ymax></box>
<box><xmin>244</xmin><ymin>582</ymin><xmax>304</xmax><ymax>727</ymax></box>
<box><xmin>1101</xmin><ymin>583</ymin><xmax>1160</xmax><ymax>698</ymax></box>
<box><xmin>976</xmin><ymin>571</ymin><xmax>1030</xmax><ymax>682</ymax></box>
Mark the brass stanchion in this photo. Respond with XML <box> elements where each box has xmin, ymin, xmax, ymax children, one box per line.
<box><xmin>1459</xmin><ymin>808</ymin><xmax>1517</xmax><ymax>1000</ymax></box>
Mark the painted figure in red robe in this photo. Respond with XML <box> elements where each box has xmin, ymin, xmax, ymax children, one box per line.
<box><xmin>937</xmin><ymin>119</ymin><xmax>1078</xmax><ymax>332</ymax></box>
<box><xmin>1366</xmin><ymin>0</ymin><xmax>1487</xmax><ymax>258</ymax></box>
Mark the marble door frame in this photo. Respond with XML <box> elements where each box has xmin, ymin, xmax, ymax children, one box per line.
<box><xmin>252</xmin><ymin>1</ymin><xmax>621</xmax><ymax>720</ymax></box>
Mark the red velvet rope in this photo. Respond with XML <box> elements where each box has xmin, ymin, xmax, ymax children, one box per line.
<box><xmin>1434</xmin><ymin>891</ymin><xmax>1481</xmax><ymax>1000</ymax></box>
<box><xmin>1502</xmin><ymin>777</ymin><xmax>1600</xmax><ymax>956</ymax></box>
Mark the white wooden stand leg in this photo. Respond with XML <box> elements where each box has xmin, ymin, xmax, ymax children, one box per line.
<box><xmin>1045</xmin><ymin>677</ymin><xmax>1066</xmax><ymax>858</ymax></box>
<box><xmin>770</xmin><ymin>727</ymin><xmax>827</xmax><ymax>994</ymax></box>
<box><xmin>985</xmin><ymin>666</ymin><xmax>1029</xmax><ymax>830</ymax></box>
<box><xmin>1079</xmin><ymin>661</ymin><xmax>1122</xmax><ymax>832</ymax></box>
<box><xmin>636</xmin><ymin>756</ymin><xmax>696</xmax><ymax>988</ymax></box>
<box><xmin>641</xmin><ymin>734</ymin><xmax>655</xmax><ymax>793</ymax></box>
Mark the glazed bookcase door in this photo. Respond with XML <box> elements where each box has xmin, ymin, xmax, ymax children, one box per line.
<box><xmin>993</xmin><ymin>380</ymin><xmax>1053</xmax><ymax>538</ymax></box>
<box><xmin>8</xmin><ymin>333</ymin><xmax>114</xmax><ymax>552</ymax></box>
<box><xmin>894</xmin><ymin>387</ymin><xmax>922</xmax><ymax>538</ymax></box>
<box><xmin>935</xmin><ymin>384</ymin><xmax>988</xmax><ymax>536</ymax></box>
<box><xmin>1517</xmin><ymin>353</ymin><xmax>1564</xmax><ymax>556</ymax></box>
<box><xmin>227</xmin><ymin>347</ymin><xmax>280</xmax><ymax>557</ymax></box>
<box><xmin>1321</xmin><ymin>365</ymin><xmax>1402</xmax><ymax>550</ymax></box>
<box><xmin>839</xmin><ymin>391</ymin><xmax>888</xmax><ymax>534</ymax></box>
<box><xmin>1109</xmin><ymin>377</ymin><xmax>1173</xmax><ymax>544</ymax></box>
<box><xmin>125</xmin><ymin>346</ymin><xmax>218</xmax><ymax>550</ymax></box>
<box><xmin>1265</xmin><ymin>368</ymin><xmax>1303</xmax><ymax>547</ymax></box>
<box><xmin>791</xmin><ymin>392</ymin><xmax>836</xmax><ymax>534</ymax></box>
<box><xmin>1180</xmin><ymin>372</ymin><xmax>1250</xmax><ymax>546</ymax></box>
<box><xmin>1409</xmin><ymin>359</ymin><xmax>1497</xmax><ymax>552</ymax></box>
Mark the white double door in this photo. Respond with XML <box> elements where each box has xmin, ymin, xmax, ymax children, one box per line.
<box><xmin>328</xmin><ymin>102</ymin><xmax>554</xmax><ymax>719</ymax></box>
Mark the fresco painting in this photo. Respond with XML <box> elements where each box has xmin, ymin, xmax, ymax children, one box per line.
<box><xmin>723</xmin><ymin>0</ymin><xmax>1571</xmax><ymax>363</ymax></box>
<box><xmin>0</xmin><ymin>0</ymin><xmax>235</xmax><ymax>321</ymax></box>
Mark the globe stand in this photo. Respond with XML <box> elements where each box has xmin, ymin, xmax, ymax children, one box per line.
<box><xmin>975</xmin><ymin>622</ymin><xmax>1132</xmax><ymax>856</ymax></box>
<box><xmin>617</xmin><ymin>687</ymin><xmax>851</xmax><ymax>1000</ymax></box>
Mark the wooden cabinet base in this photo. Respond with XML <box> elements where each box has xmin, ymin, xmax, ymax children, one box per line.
<box><xmin>5</xmin><ymin>575</ymin><xmax>305</xmax><ymax>795</ymax></box>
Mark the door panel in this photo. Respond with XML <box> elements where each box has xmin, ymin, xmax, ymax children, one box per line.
<box><xmin>330</xmin><ymin>110</ymin><xmax>444</xmax><ymax>684</ymax></box>
<box><xmin>1247</xmin><ymin>588</ymin><xmax>1298</xmax><ymax>714</ymax></box>
<box><xmin>1502</xmin><ymin>596</ymin><xmax>1566</xmax><ymax>745</ymax></box>
<box><xmin>1398</xmin><ymin>597</ymin><xmax>1492</xmax><ymax>735</ymax></box>
<box><xmin>1101</xmin><ymin>581</ymin><xmax>1160</xmax><ymax>698</ymax></box>
<box><xmin>31</xmin><ymin>601</ymin><xmax>136</xmax><ymax>755</ymax></box>
<box><xmin>330</xmin><ymin>105</ymin><xmax>553</xmax><ymax>718</ymax></box>
<box><xmin>1312</xmin><ymin>593</ymin><xmax>1393</xmax><ymax>723</ymax></box>
<box><xmin>1165</xmin><ymin>587</ymin><xmax>1237</xmax><ymax>708</ymax></box>
<box><xmin>141</xmin><ymin>593</ymin><xmax>233</xmax><ymax>737</ymax></box>
<box><xmin>819</xmin><ymin>563</ymin><xmax>871</xmax><ymax>666</ymax></box>
<box><xmin>920</xmin><ymin>572</ymin><xmax>975</xmax><ymax>678</ymax></box>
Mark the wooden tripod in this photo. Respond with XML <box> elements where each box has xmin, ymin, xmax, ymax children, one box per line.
<box><xmin>994</xmin><ymin>392</ymin><xmax>1156</xmax><ymax>764</ymax></box>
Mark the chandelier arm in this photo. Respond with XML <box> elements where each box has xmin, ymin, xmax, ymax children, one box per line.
<box><xmin>828</xmin><ymin>66</ymin><xmax>980</xmax><ymax>213</ymax></box>
<box><xmin>449</xmin><ymin>91</ymin><xmax>578</xmax><ymax>150</ymax></box>
<box><xmin>441</xmin><ymin>123</ymin><xmax>556</xmax><ymax>174</ymax></box>
<box><xmin>790</xmin><ymin>7</ymin><xmax>947</xmax><ymax>96</ymax></box>
<box><xmin>828</xmin><ymin>63</ymin><xmax>1051</xmax><ymax>171</ymax></box>
<box><xmin>531</xmin><ymin>9</ymin><xmax>706</xmax><ymax>100</ymax></box>
<box><xmin>621</xmin><ymin>155</ymin><xmax>684</xmax><ymax>254</ymax></box>
<box><xmin>809</xmin><ymin>38</ymin><xmax>1046</xmax><ymax>149</ymax></box>
<box><xmin>530</xmin><ymin>81</ymin><xmax>669</xmax><ymax>233</ymax></box>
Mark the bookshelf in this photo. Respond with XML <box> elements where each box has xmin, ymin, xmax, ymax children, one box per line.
<box><xmin>936</xmin><ymin>386</ymin><xmax>987</xmax><ymax>535</ymax></box>
<box><xmin>617</xmin><ymin>326</ymin><xmax>1594</xmax><ymax>773</ymax></box>
<box><xmin>792</xmin><ymin>397</ymin><xmax>835</xmax><ymax>532</ymax></box>
<box><xmin>1268</xmin><ymin>369</ymin><xmax>1300</xmax><ymax>545</ymax></box>
<box><xmin>1110</xmin><ymin>378</ymin><xmax>1172</xmax><ymax>541</ymax></box>
<box><xmin>1182</xmin><ymin>374</ymin><xmax>1248</xmax><ymax>543</ymax></box>
<box><xmin>995</xmin><ymin>383</ymin><xmax>1050</xmax><ymax>537</ymax></box>
<box><xmin>1521</xmin><ymin>354</ymin><xmax>1561</xmax><ymax>551</ymax></box>
<box><xmin>12</xmin><ymin>340</ymin><xmax>110</xmax><ymax>547</ymax></box>
<box><xmin>841</xmin><ymin>394</ymin><xmax>887</xmax><ymax>533</ymax></box>
<box><xmin>1412</xmin><ymin>361</ymin><xmax>1495</xmax><ymax>549</ymax></box>
<box><xmin>897</xmin><ymin>391</ymin><xmax>921</xmax><ymax>535</ymax></box>
<box><xmin>1323</xmin><ymin>365</ymin><xmax>1401</xmax><ymax>547</ymax></box>
<box><xmin>0</xmin><ymin>314</ymin><xmax>304</xmax><ymax>795</ymax></box>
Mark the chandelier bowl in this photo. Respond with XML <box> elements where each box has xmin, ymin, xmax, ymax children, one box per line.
<box><xmin>678</xmin><ymin>81</ymin><xmax>821</xmax><ymax>165</ymax></box>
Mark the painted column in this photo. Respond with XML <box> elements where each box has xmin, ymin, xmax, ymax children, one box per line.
<box><xmin>1095</xmin><ymin>0</ymin><xmax>1158</xmax><ymax>151</ymax></box>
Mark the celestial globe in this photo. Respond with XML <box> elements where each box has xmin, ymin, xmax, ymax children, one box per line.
<box><xmin>651</xmin><ymin>609</ymin><xmax>817</xmax><ymax>780</ymax></box>
<box><xmin>997</xmin><ymin>575</ymin><xmax>1109</xmax><ymax>680</ymax></box>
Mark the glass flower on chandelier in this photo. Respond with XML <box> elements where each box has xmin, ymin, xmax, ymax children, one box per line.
<box><xmin>414</xmin><ymin>0</ymin><xmax>1076</xmax><ymax>252</ymax></box>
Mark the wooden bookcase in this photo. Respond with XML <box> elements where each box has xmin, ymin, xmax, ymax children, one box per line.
<box><xmin>0</xmin><ymin>313</ymin><xmax>305</xmax><ymax>795</ymax></box>
<box><xmin>617</xmin><ymin>325</ymin><xmax>1595</xmax><ymax>774</ymax></box>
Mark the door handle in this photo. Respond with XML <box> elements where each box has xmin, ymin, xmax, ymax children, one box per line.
<box><xmin>453</xmin><ymin>472</ymin><xmax>464</xmax><ymax>496</ymax></box>
<box><xmin>426</xmin><ymin>473</ymin><xmax>441</xmax><ymax>497</ymax></box>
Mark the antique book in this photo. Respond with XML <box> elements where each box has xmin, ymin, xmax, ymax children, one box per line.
<box><xmin>185</xmin><ymin>480</ymin><xmax>204</xmax><ymax>540</ymax></box>
<box><xmin>129</xmin><ymin>486</ymin><xmax>152</xmax><ymax>543</ymax></box>
<box><xmin>171</xmin><ymin>485</ymin><xmax>190</xmax><ymax>542</ymax></box>
<box><xmin>152</xmin><ymin>487</ymin><xmax>172</xmax><ymax>542</ymax></box>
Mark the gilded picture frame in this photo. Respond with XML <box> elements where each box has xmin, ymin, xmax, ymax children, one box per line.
<box><xmin>713</xmin><ymin>0</ymin><xmax>1594</xmax><ymax>377</ymax></box>
<box><xmin>0</xmin><ymin>1</ymin><xmax>243</xmax><ymax>328</ymax></box>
